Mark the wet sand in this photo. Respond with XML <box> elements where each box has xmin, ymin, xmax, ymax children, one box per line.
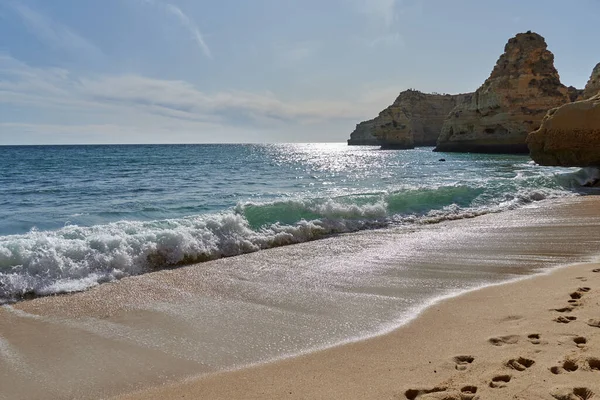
<box><xmin>2</xmin><ymin>196</ymin><xmax>600</xmax><ymax>399</ymax></box>
<box><xmin>119</xmin><ymin>262</ymin><xmax>600</xmax><ymax>400</ymax></box>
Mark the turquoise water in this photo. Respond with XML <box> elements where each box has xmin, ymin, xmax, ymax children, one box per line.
<box><xmin>0</xmin><ymin>143</ymin><xmax>594</xmax><ymax>302</ymax></box>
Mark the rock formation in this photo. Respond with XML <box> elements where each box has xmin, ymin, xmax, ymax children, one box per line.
<box><xmin>583</xmin><ymin>62</ymin><xmax>600</xmax><ymax>99</ymax></box>
<box><xmin>435</xmin><ymin>32</ymin><xmax>571</xmax><ymax>153</ymax></box>
<box><xmin>347</xmin><ymin>119</ymin><xmax>380</xmax><ymax>145</ymax></box>
<box><xmin>527</xmin><ymin>93</ymin><xmax>600</xmax><ymax>167</ymax></box>
<box><xmin>567</xmin><ymin>86</ymin><xmax>584</xmax><ymax>102</ymax></box>
<box><xmin>372</xmin><ymin>90</ymin><xmax>472</xmax><ymax>149</ymax></box>
<box><xmin>348</xmin><ymin>90</ymin><xmax>471</xmax><ymax>148</ymax></box>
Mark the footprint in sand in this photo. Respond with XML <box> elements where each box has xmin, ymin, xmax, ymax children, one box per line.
<box><xmin>568</xmin><ymin>300</ymin><xmax>582</xmax><ymax>307</ymax></box>
<box><xmin>574</xmin><ymin>337</ymin><xmax>587</xmax><ymax>348</ymax></box>
<box><xmin>576</xmin><ymin>276</ymin><xmax>588</xmax><ymax>282</ymax></box>
<box><xmin>554</xmin><ymin>316</ymin><xmax>577</xmax><ymax>324</ymax></box>
<box><xmin>587</xmin><ymin>319</ymin><xmax>600</xmax><ymax>328</ymax></box>
<box><xmin>567</xmin><ymin>288</ymin><xmax>590</xmax><ymax>301</ymax></box>
<box><xmin>500</xmin><ymin>315</ymin><xmax>523</xmax><ymax>322</ymax></box>
<box><xmin>528</xmin><ymin>334</ymin><xmax>542</xmax><ymax>345</ymax></box>
<box><xmin>506</xmin><ymin>357</ymin><xmax>535</xmax><ymax>371</ymax></box>
<box><xmin>460</xmin><ymin>386</ymin><xmax>478</xmax><ymax>400</ymax></box>
<box><xmin>593</xmin><ymin>268</ymin><xmax>600</xmax><ymax>273</ymax></box>
<box><xmin>453</xmin><ymin>355</ymin><xmax>475</xmax><ymax>370</ymax></box>
<box><xmin>489</xmin><ymin>374</ymin><xmax>511</xmax><ymax>389</ymax></box>
<box><xmin>488</xmin><ymin>335</ymin><xmax>519</xmax><ymax>346</ymax></box>
<box><xmin>404</xmin><ymin>386</ymin><xmax>447</xmax><ymax>400</ymax></box>
<box><xmin>550</xmin><ymin>386</ymin><xmax>595</xmax><ymax>400</ymax></box>
<box><xmin>550</xmin><ymin>359</ymin><xmax>579</xmax><ymax>375</ymax></box>
<box><xmin>555</xmin><ymin>307</ymin><xmax>575</xmax><ymax>313</ymax></box>
<box><xmin>587</xmin><ymin>357</ymin><xmax>600</xmax><ymax>371</ymax></box>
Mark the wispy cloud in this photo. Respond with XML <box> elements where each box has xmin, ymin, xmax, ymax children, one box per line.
<box><xmin>0</xmin><ymin>54</ymin><xmax>396</xmax><ymax>139</ymax></box>
<box><xmin>138</xmin><ymin>0</ymin><xmax>212</xmax><ymax>59</ymax></box>
<box><xmin>4</xmin><ymin>0</ymin><xmax>103</xmax><ymax>61</ymax></box>
<box><xmin>352</xmin><ymin>0</ymin><xmax>408</xmax><ymax>49</ymax></box>
<box><xmin>355</xmin><ymin>0</ymin><xmax>398</xmax><ymax>29</ymax></box>
<box><xmin>367</xmin><ymin>32</ymin><xmax>405</xmax><ymax>47</ymax></box>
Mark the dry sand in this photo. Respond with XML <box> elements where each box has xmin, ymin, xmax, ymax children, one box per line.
<box><xmin>119</xmin><ymin>262</ymin><xmax>600</xmax><ymax>400</ymax></box>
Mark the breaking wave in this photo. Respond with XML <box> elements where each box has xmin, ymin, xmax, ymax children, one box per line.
<box><xmin>0</xmin><ymin>167</ymin><xmax>595</xmax><ymax>302</ymax></box>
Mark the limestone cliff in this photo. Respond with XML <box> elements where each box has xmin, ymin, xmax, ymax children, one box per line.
<box><xmin>527</xmin><ymin>93</ymin><xmax>600</xmax><ymax>167</ymax></box>
<box><xmin>435</xmin><ymin>32</ymin><xmax>571</xmax><ymax>153</ymax></box>
<box><xmin>347</xmin><ymin>118</ymin><xmax>380</xmax><ymax>145</ymax></box>
<box><xmin>370</xmin><ymin>90</ymin><xmax>472</xmax><ymax>149</ymax></box>
<box><xmin>583</xmin><ymin>63</ymin><xmax>600</xmax><ymax>99</ymax></box>
<box><xmin>348</xmin><ymin>90</ymin><xmax>472</xmax><ymax>149</ymax></box>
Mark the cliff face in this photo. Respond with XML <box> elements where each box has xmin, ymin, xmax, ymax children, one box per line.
<box><xmin>371</xmin><ymin>90</ymin><xmax>472</xmax><ymax>149</ymax></box>
<box><xmin>527</xmin><ymin>93</ymin><xmax>600</xmax><ymax>167</ymax></box>
<box><xmin>347</xmin><ymin>119</ymin><xmax>380</xmax><ymax>145</ymax></box>
<box><xmin>348</xmin><ymin>90</ymin><xmax>471</xmax><ymax>148</ymax></box>
<box><xmin>435</xmin><ymin>32</ymin><xmax>571</xmax><ymax>153</ymax></box>
<box><xmin>583</xmin><ymin>63</ymin><xmax>600</xmax><ymax>100</ymax></box>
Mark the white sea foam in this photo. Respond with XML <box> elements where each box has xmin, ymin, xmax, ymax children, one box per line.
<box><xmin>0</xmin><ymin>211</ymin><xmax>350</xmax><ymax>301</ymax></box>
<box><xmin>0</xmin><ymin>167</ymin><xmax>594</xmax><ymax>302</ymax></box>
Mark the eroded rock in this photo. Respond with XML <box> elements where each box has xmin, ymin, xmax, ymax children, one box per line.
<box><xmin>435</xmin><ymin>32</ymin><xmax>571</xmax><ymax>153</ymax></box>
<box><xmin>527</xmin><ymin>93</ymin><xmax>600</xmax><ymax>167</ymax></box>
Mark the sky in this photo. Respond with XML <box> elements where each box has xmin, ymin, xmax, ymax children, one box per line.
<box><xmin>0</xmin><ymin>0</ymin><xmax>598</xmax><ymax>144</ymax></box>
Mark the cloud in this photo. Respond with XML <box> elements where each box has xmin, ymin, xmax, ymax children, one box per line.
<box><xmin>355</xmin><ymin>0</ymin><xmax>398</xmax><ymax>29</ymax></box>
<box><xmin>352</xmin><ymin>0</ymin><xmax>408</xmax><ymax>49</ymax></box>
<box><xmin>138</xmin><ymin>0</ymin><xmax>212</xmax><ymax>59</ymax></box>
<box><xmin>5</xmin><ymin>1</ymin><xmax>103</xmax><ymax>61</ymax></box>
<box><xmin>0</xmin><ymin>54</ymin><xmax>399</xmax><ymax>143</ymax></box>
<box><xmin>367</xmin><ymin>33</ymin><xmax>405</xmax><ymax>47</ymax></box>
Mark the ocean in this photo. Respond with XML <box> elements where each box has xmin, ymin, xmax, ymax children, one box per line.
<box><xmin>0</xmin><ymin>143</ymin><xmax>596</xmax><ymax>303</ymax></box>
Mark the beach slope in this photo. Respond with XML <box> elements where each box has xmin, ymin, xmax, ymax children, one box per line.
<box><xmin>119</xmin><ymin>261</ymin><xmax>600</xmax><ymax>400</ymax></box>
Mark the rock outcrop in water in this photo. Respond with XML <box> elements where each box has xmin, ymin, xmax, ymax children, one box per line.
<box><xmin>527</xmin><ymin>93</ymin><xmax>600</xmax><ymax>167</ymax></box>
<box><xmin>348</xmin><ymin>90</ymin><xmax>472</xmax><ymax>148</ymax></box>
<box><xmin>347</xmin><ymin>118</ymin><xmax>380</xmax><ymax>145</ymax></box>
<box><xmin>435</xmin><ymin>32</ymin><xmax>571</xmax><ymax>153</ymax></box>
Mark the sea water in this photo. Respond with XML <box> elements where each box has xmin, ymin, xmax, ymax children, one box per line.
<box><xmin>0</xmin><ymin>143</ymin><xmax>596</xmax><ymax>302</ymax></box>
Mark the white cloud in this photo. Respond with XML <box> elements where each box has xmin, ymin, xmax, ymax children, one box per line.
<box><xmin>138</xmin><ymin>0</ymin><xmax>212</xmax><ymax>59</ymax></box>
<box><xmin>5</xmin><ymin>1</ymin><xmax>103</xmax><ymax>61</ymax></box>
<box><xmin>0</xmin><ymin>54</ymin><xmax>400</xmax><ymax>143</ymax></box>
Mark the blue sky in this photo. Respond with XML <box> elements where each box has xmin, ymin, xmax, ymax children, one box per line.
<box><xmin>0</xmin><ymin>0</ymin><xmax>598</xmax><ymax>144</ymax></box>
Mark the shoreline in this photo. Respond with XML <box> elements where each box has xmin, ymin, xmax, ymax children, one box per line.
<box><xmin>117</xmin><ymin>260</ymin><xmax>600</xmax><ymax>400</ymax></box>
<box><xmin>2</xmin><ymin>196</ymin><xmax>600</xmax><ymax>400</ymax></box>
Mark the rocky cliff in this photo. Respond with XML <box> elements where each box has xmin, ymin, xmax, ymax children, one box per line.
<box><xmin>435</xmin><ymin>32</ymin><xmax>571</xmax><ymax>153</ymax></box>
<box><xmin>583</xmin><ymin>62</ymin><xmax>600</xmax><ymax>100</ymax></box>
<box><xmin>348</xmin><ymin>90</ymin><xmax>471</xmax><ymax>148</ymax></box>
<box><xmin>527</xmin><ymin>93</ymin><xmax>600</xmax><ymax>167</ymax></box>
<box><xmin>372</xmin><ymin>90</ymin><xmax>472</xmax><ymax>149</ymax></box>
<box><xmin>347</xmin><ymin>118</ymin><xmax>380</xmax><ymax>145</ymax></box>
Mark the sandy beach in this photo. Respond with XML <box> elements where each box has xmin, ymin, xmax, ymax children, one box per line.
<box><xmin>3</xmin><ymin>3</ymin><xmax>600</xmax><ymax>399</ymax></box>
<box><xmin>2</xmin><ymin>196</ymin><xmax>600</xmax><ymax>400</ymax></box>
<box><xmin>118</xmin><ymin>197</ymin><xmax>600</xmax><ymax>400</ymax></box>
<box><xmin>119</xmin><ymin>263</ymin><xmax>600</xmax><ymax>400</ymax></box>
